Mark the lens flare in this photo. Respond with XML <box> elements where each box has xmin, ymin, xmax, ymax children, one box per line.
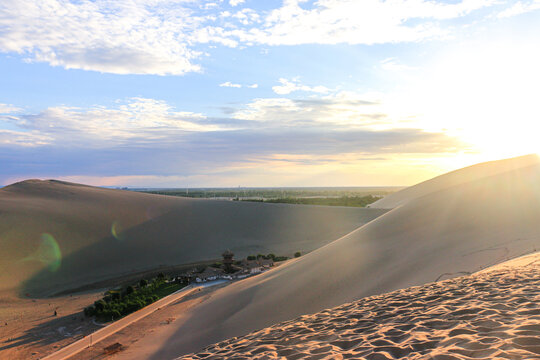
<box><xmin>21</xmin><ymin>233</ymin><xmax>62</xmax><ymax>272</ymax></box>
<box><xmin>111</xmin><ymin>221</ymin><xmax>125</xmax><ymax>241</ymax></box>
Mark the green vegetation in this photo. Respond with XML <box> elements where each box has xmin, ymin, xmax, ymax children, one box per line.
<box><xmin>84</xmin><ymin>277</ymin><xmax>186</xmax><ymax>321</ymax></box>
<box><xmin>255</xmin><ymin>195</ymin><xmax>379</xmax><ymax>208</ymax></box>
<box><xmin>137</xmin><ymin>187</ymin><xmax>392</xmax><ymax>208</ymax></box>
<box><xmin>294</xmin><ymin>251</ymin><xmax>301</xmax><ymax>258</ymax></box>
<box><xmin>245</xmin><ymin>253</ymin><xmax>292</xmax><ymax>262</ymax></box>
<box><xmin>138</xmin><ymin>187</ymin><xmax>399</xmax><ymax>201</ymax></box>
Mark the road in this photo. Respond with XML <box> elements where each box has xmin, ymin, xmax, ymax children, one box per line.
<box><xmin>40</xmin><ymin>284</ymin><xmax>202</xmax><ymax>360</ymax></box>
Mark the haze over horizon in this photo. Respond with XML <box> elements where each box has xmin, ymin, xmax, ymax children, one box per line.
<box><xmin>1</xmin><ymin>1</ymin><xmax>539</xmax><ymax>187</ymax></box>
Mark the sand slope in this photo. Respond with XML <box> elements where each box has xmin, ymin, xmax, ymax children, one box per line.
<box><xmin>149</xmin><ymin>159</ymin><xmax>540</xmax><ymax>358</ymax></box>
<box><xmin>370</xmin><ymin>154</ymin><xmax>539</xmax><ymax>209</ymax></box>
<box><xmin>0</xmin><ymin>180</ymin><xmax>386</xmax><ymax>296</ymax></box>
<box><xmin>183</xmin><ymin>252</ymin><xmax>540</xmax><ymax>359</ymax></box>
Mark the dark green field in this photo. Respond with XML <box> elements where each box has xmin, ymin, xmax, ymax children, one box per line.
<box><xmin>244</xmin><ymin>195</ymin><xmax>379</xmax><ymax>208</ymax></box>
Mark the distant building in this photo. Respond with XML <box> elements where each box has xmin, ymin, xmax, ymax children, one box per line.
<box><xmin>195</xmin><ymin>267</ymin><xmax>220</xmax><ymax>283</ymax></box>
<box><xmin>241</xmin><ymin>258</ymin><xmax>274</xmax><ymax>274</ymax></box>
<box><xmin>222</xmin><ymin>250</ymin><xmax>234</xmax><ymax>273</ymax></box>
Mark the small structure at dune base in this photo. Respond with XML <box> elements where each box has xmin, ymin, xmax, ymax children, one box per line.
<box><xmin>184</xmin><ymin>251</ymin><xmax>275</xmax><ymax>283</ymax></box>
<box><xmin>222</xmin><ymin>250</ymin><xmax>235</xmax><ymax>273</ymax></box>
<box><xmin>103</xmin><ymin>342</ymin><xmax>124</xmax><ymax>355</ymax></box>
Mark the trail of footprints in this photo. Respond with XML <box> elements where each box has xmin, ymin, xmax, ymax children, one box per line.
<box><xmin>183</xmin><ymin>264</ymin><xmax>540</xmax><ymax>359</ymax></box>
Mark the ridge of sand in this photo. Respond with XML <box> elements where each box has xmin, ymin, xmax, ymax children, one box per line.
<box><xmin>145</xmin><ymin>160</ymin><xmax>540</xmax><ymax>358</ymax></box>
<box><xmin>0</xmin><ymin>180</ymin><xmax>386</xmax><ymax>296</ymax></box>
<box><xmin>370</xmin><ymin>153</ymin><xmax>539</xmax><ymax>209</ymax></box>
<box><xmin>182</xmin><ymin>252</ymin><xmax>540</xmax><ymax>360</ymax></box>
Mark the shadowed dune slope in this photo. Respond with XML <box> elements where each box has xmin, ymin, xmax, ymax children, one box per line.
<box><xmin>370</xmin><ymin>153</ymin><xmax>539</xmax><ymax>209</ymax></box>
<box><xmin>151</xmin><ymin>161</ymin><xmax>540</xmax><ymax>358</ymax></box>
<box><xmin>0</xmin><ymin>180</ymin><xmax>387</xmax><ymax>296</ymax></box>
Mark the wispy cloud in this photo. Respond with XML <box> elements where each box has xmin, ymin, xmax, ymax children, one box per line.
<box><xmin>272</xmin><ymin>78</ymin><xmax>330</xmax><ymax>95</ymax></box>
<box><xmin>229</xmin><ymin>0</ymin><xmax>246</xmax><ymax>7</ymax></box>
<box><xmin>219</xmin><ymin>81</ymin><xmax>258</xmax><ymax>88</ymax></box>
<box><xmin>497</xmin><ymin>0</ymin><xmax>540</xmax><ymax>17</ymax></box>
<box><xmin>5</xmin><ymin>98</ymin><xmax>218</xmax><ymax>147</ymax></box>
<box><xmin>204</xmin><ymin>0</ymin><xmax>498</xmax><ymax>47</ymax></box>
<box><xmin>0</xmin><ymin>103</ymin><xmax>22</xmax><ymax>114</ymax></box>
<box><xmin>0</xmin><ymin>129</ymin><xmax>51</xmax><ymax>147</ymax></box>
<box><xmin>380</xmin><ymin>58</ymin><xmax>417</xmax><ymax>72</ymax></box>
<box><xmin>0</xmin><ymin>0</ymin><xmax>203</xmax><ymax>75</ymax></box>
<box><xmin>233</xmin><ymin>91</ymin><xmax>387</xmax><ymax>127</ymax></box>
<box><xmin>0</xmin><ymin>0</ymin><xmax>504</xmax><ymax>75</ymax></box>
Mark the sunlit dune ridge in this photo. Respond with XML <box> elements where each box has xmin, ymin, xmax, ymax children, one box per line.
<box><xmin>182</xmin><ymin>252</ymin><xmax>540</xmax><ymax>359</ymax></box>
<box><xmin>370</xmin><ymin>153</ymin><xmax>539</xmax><ymax>209</ymax></box>
<box><xmin>139</xmin><ymin>154</ymin><xmax>540</xmax><ymax>358</ymax></box>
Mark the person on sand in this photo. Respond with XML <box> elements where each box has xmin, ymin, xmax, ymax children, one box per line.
<box><xmin>54</xmin><ymin>310</ymin><xmax>57</xmax><ymax>316</ymax></box>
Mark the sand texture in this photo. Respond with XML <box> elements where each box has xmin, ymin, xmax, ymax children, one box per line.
<box><xmin>370</xmin><ymin>154</ymin><xmax>539</xmax><ymax>209</ymax></box>
<box><xmin>183</xmin><ymin>252</ymin><xmax>540</xmax><ymax>359</ymax></box>
<box><xmin>0</xmin><ymin>180</ymin><xmax>385</xmax><ymax>297</ymax></box>
<box><xmin>149</xmin><ymin>157</ymin><xmax>540</xmax><ymax>358</ymax></box>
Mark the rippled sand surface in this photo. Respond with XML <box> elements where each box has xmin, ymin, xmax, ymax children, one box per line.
<box><xmin>183</xmin><ymin>253</ymin><xmax>540</xmax><ymax>359</ymax></box>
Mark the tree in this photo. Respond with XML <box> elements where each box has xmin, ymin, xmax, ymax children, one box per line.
<box><xmin>294</xmin><ymin>251</ymin><xmax>301</xmax><ymax>258</ymax></box>
<box><xmin>157</xmin><ymin>272</ymin><xmax>165</xmax><ymax>280</ymax></box>
<box><xmin>267</xmin><ymin>253</ymin><xmax>276</xmax><ymax>260</ymax></box>
<box><xmin>126</xmin><ymin>285</ymin><xmax>135</xmax><ymax>295</ymax></box>
<box><xmin>94</xmin><ymin>300</ymin><xmax>106</xmax><ymax>312</ymax></box>
<box><xmin>247</xmin><ymin>255</ymin><xmax>256</xmax><ymax>260</ymax></box>
<box><xmin>139</xmin><ymin>279</ymin><xmax>148</xmax><ymax>288</ymax></box>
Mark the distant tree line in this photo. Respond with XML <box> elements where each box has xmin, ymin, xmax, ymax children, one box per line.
<box><xmin>251</xmin><ymin>195</ymin><xmax>379</xmax><ymax>208</ymax></box>
<box><xmin>245</xmin><ymin>252</ymin><xmax>300</xmax><ymax>262</ymax></box>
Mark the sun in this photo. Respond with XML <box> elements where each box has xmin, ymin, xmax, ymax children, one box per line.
<box><xmin>398</xmin><ymin>38</ymin><xmax>540</xmax><ymax>160</ymax></box>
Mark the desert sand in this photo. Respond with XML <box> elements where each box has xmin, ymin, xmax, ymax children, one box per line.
<box><xmin>182</xmin><ymin>251</ymin><xmax>540</xmax><ymax>359</ymax></box>
<box><xmin>370</xmin><ymin>154</ymin><xmax>539</xmax><ymax>209</ymax></box>
<box><xmin>0</xmin><ymin>290</ymin><xmax>102</xmax><ymax>360</ymax></box>
<box><xmin>0</xmin><ymin>180</ymin><xmax>385</xmax><ymax>297</ymax></box>
<box><xmin>139</xmin><ymin>155</ymin><xmax>540</xmax><ymax>358</ymax></box>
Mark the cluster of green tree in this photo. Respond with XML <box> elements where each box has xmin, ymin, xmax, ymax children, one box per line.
<box><xmin>246</xmin><ymin>252</ymin><xmax>300</xmax><ymax>262</ymax></box>
<box><xmin>83</xmin><ymin>274</ymin><xmax>185</xmax><ymax>321</ymax></box>
<box><xmin>246</xmin><ymin>195</ymin><xmax>379</xmax><ymax>208</ymax></box>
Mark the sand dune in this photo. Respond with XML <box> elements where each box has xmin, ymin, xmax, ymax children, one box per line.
<box><xmin>183</xmin><ymin>252</ymin><xmax>540</xmax><ymax>359</ymax></box>
<box><xmin>0</xmin><ymin>180</ymin><xmax>386</xmax><ymax>297</ymax></box>
<box><xmin>370</xmin><ymin>154</ymin><xmax>539</xmax><ymax>209</ymax></box>
<box><xmin>145</xmin><ymin>157</ymin><xmax>540</xmax><ymax>358</ymax></box>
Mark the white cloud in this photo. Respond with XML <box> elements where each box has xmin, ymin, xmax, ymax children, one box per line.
<box><xmin>219</xmin><ymin>81</ymin><xmax>258</xmax><ymax>88</ymax></box>
<box><xmin>380</xmin><ymin>58</ymin><xmax>417</xmax><ymax>72</ymax></box>
<box><xmin>0</xmin><ymin>0</ymin><xmax>202</xmax><ymax>75</ymax></box>
<box><xmin>232</xmin><ymin>91</ymin><xmax>390</xmax><ymax>127</ymax></box>
<box><xmin>209</xmin><ymin>0</ymin><xmax>496</xmax><ymax>46</ymax></box>
<box><xmin>272</xmin><ymin>78</ymin><xmax>330</xmax><ymax>95</ymax></box>
<box><xmin>0</xmin><ymin>0</ymin><xmax>501</xmax><ymax>75</ymax></box>
<box><xmin>8</xmin><ymin>98</ymin><xmax>219</xmax><ymax>146</ymax></box>
<box><xmin>220</xmin><ymin>81</ymin><xmax>242</xmax><ymax>88</ymax></box>
<box><xmin>497</xmin><ymin>0</ymin><xmax>540</xmax><ymax>18</ymax></box>
<box><xmin>0</xmin><ymin>129</ymin><xmax>52</xmax><ymax>147</ymax></box>
<box><xmin>0</xmin><ymin>103</ymin><xmax>22</xmax><ymax>114</ymax></box>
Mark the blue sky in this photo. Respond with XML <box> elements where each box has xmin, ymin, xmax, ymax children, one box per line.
<box><xmin>1</xmin><ymin>0</ymin><xmax>539</xmax><ymax>187</ymax></box>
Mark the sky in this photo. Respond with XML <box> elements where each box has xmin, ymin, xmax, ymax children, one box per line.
<box><xmin>1</xmin><ymin>0</ymin><xmax>539</xmax><ymax>187</ymax></box>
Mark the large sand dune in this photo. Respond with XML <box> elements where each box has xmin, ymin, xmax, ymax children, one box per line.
<box><xmin>183</xmin><ymin>252</ymin><xmax>540</xmax><ymax>359</ymax></box>
<box><xmin>146</xmin><ymin>156</ymin><xmax>540</xmax><ymax>358</ymax></box>
<box><xmin>0</xmin><ymin>180</ymin><xmax>386</xmax><ymax>297</ymax></box>
<box><xmin>370</xmin><ymin>154</ymin><xmax>539</xmax><ymax>209</ymax></box>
